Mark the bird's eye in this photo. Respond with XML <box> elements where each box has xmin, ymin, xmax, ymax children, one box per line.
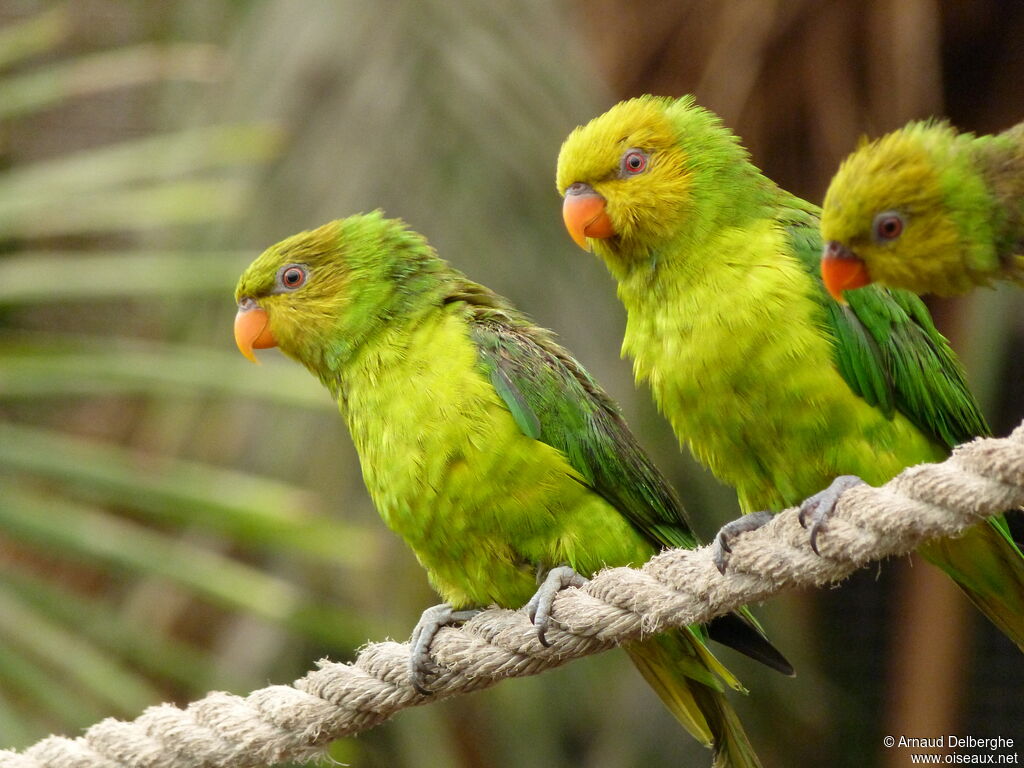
<box><xmin>620</xmin><ymin>149</ymin><xmax>648</xmax><ymax>175</ymax></box>
<box><xmin>872</xmin><ymin>211</ymin><xmax>905</xmax><ymax>242</ymax></box>
<box><xmin>278</xmin><ymin>264</ymin><xmax>308</xmax><ymax>290</ymax></box>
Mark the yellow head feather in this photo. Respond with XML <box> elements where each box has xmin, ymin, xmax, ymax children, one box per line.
<box><xmin>556</xmin><ymin>95</ymin><xmax>773</xmax><ymax>278</ymax></box>
<box><xmin>555</xmin><ymin>97</ymin><xmax>696</xmax><ymax>260</ymax></box>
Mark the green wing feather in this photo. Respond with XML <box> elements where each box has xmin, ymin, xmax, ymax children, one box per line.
<box><xmin>841</xmin><ymin>288</ymin><xmax>990</xmax><ymax>444</ymax></box>
<box><xmin>468</xmin><ymin>310</ymin><xmax>697</xmax><ymax>552</ymax></box>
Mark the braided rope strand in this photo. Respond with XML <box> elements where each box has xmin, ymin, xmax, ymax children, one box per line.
<box><xmin>2</xmin><ymin>424</ymin><xmax>1022</xmax><ymax>768</ymax></box>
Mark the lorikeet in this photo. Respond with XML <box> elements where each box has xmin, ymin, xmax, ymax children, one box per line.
<box><xmin>820</xmin><ymin>119</ymin><xmax>1024</xmax><ymax>298</ymax></box>
<box><xmin>555</xmin><ymin>95</ymin><xmax>1024</xmax><ymax>650</ymax></box>
<box><xmin>234</xmin><ymin>212</ymin><xmax>792</xmax><ymax>767</ymax></box>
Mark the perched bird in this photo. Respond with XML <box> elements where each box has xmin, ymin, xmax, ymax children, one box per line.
<box><xmin>234</xmin><ymin>212</ymin><xmax>792</xmax><ymax>767</ymax></box>
<box><xmin>556</xmin><ymin>95</ymin><xmax>1024</xmax><ymax>650</ymax></box>
<box><xmin>819</xmin><ymin>119</ymin><xmax>1024</xmax><ymax>299</ymax></box>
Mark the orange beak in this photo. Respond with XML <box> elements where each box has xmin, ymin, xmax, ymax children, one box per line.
<box><xmin>234</xmin><ymin>301</ymin><xmax>277</xmax><ymax>363</ymax></box>
<box><xmin>562</xmin><ymin>183</ymin><xmax>615</xmax><ymax>250</ymax></box>
<box><xmin>821</xmin><ymin>241</ymin><xmax>872</xmax><ymax>303</ymax></box>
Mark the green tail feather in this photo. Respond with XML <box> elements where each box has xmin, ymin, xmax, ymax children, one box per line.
<box><xmin>920</xmin><ymin>516</ymin><xmax>1024</xmax><ymax>651</ymax></box>
<box><xmin>626</xmin><ymin>630</ymin><xmax>763</xmax><ymax>768</ymax></box>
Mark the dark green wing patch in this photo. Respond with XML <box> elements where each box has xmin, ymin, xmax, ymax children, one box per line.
<box><xmin>488</xmin><ymin>363</ymin><xmax>542</xmax><ymax>439</ymax></box>
<box><xmin>843</xmin><ymin>287</ymin><xmax>990</xmax><ymax>444</ymax></box>
<box><xmin>468</xmin><ymin>312</ymin><xmax>697</xmax><ymax>551</ymax></box>
<box><xmin>826</xmin><ymin>302</ymin><xmax>892</xmax><ymax>414</ymax></box>
<box><xmin>782</xmin><ymin>201</ymin><xmax>989</xmax><ymax>448</ymax></box>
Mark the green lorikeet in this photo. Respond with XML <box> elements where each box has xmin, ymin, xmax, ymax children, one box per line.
<box><xmin>819</xmin><ymin>119</ymin><xmax>1024</xmax><ymax>298</ymax></box>
<box><xmin>555</xmin><ymin>95</ymin><xmax>1024</xmax><ymax>651</ymax></box>
<box><xmin>233</xmin><ymin>212</ymin><xmax>792</xmax><ymax>767</ymax></box>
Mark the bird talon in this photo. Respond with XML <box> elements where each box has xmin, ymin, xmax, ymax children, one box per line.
<box><xmin>797</xmin><ymin>475</ymin><xmax>866</xmax><ymax>556</ymax></box>
<box><xmin>408</xmin><ymin>603</ymin><xmax>481</xmax><ymax>693</ymax></box>
<box><xmin>808</xmin><ymin>521</ymin><xmax>827</xmax><ymax>556</ymax></box>
<box><xmin>711</xmin><ymin>510</ymin><xmax>773</xmax><ymax>574</ymax></box>
<box><xmin>527</xmin><ymin>565</ymin><xmax>589</xmax><ymax>646</ymax></box>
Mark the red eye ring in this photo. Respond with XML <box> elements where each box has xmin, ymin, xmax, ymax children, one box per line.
<box><xmin>872</xmin><ymin>211</ymin><xmax>904</xmax><ymax>242</ymax></box>
<box><xmin>280</xmin><ymin>265</ymin><xmax>307</xmax><ymax>289</ymax></box>
<box><xmin>622</xmin><ymin>149</ymin><xmax>648</xmax><ymax>175</ymax></box>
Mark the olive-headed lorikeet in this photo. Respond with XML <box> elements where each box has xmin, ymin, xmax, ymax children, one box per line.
<box><xmin>234</xmin><ymin>212</ymin><xmax>792</xmax><ymax>767</ymax></box>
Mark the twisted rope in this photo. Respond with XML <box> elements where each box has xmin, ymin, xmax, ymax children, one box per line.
<box><xmin>3</xmin><ymin>424</ymin><xmax>1023</xmax><ymax>768</ymax></box>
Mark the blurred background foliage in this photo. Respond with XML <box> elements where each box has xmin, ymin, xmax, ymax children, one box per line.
<box><xmin>0</xmin><ymin>1</ymin><xmax>1021</xmax><ymax>766</ymax></box>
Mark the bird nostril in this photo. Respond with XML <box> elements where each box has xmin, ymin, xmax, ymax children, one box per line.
<box><xmin>567</xmin><ymin>182</ymin><xmax>589</xmax><ymax>196</ymax></box>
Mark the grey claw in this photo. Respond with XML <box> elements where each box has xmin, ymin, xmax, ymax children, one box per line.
<box><xmin>409</xmin><ymin>603</ymin><xmax>481</xmax><ymax>694</ymax></box>
<box><xmin>711</xmin><ymin>510</ymin><xmax>774</xmax><ymax>574</ymax></box>
<box><xmin>525</xmin><ymin>565</ymin><xmax>589</xmax><ymax>647</ymax></box>
<box><xmin>809</xmin><ymin>525</ymin><xmax>823</xmax><ymax>557</ymax></box>
<box><xmin>797</xmin><ymin>475</ymin><xmax>866</xmax><ymax>556</ymax></box>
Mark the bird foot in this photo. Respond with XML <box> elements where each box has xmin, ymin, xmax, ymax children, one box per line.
<box><xmin>409</xmin><ymin>603</ymin><xmax>481</xmax><ymax>695</ymax></box>
<box><xmin>797</xmin><ymin>475</ymin><xmax>866</xmax><ymax>555</ymax></box>
<box><xmin>525</xmin><ymin>565</ymin><xmax>589</xmax><ymax>647</ymax></box>
<box><xmin>711</xmin><ymin>510</ymin><xmax>774</xmax><ymax>574</ymax></box>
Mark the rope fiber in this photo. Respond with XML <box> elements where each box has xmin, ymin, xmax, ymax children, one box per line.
<box><xmin>3</xmin><ymin>423</ymin><xmax>1023</xmax><ymax>768</ymax></box>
